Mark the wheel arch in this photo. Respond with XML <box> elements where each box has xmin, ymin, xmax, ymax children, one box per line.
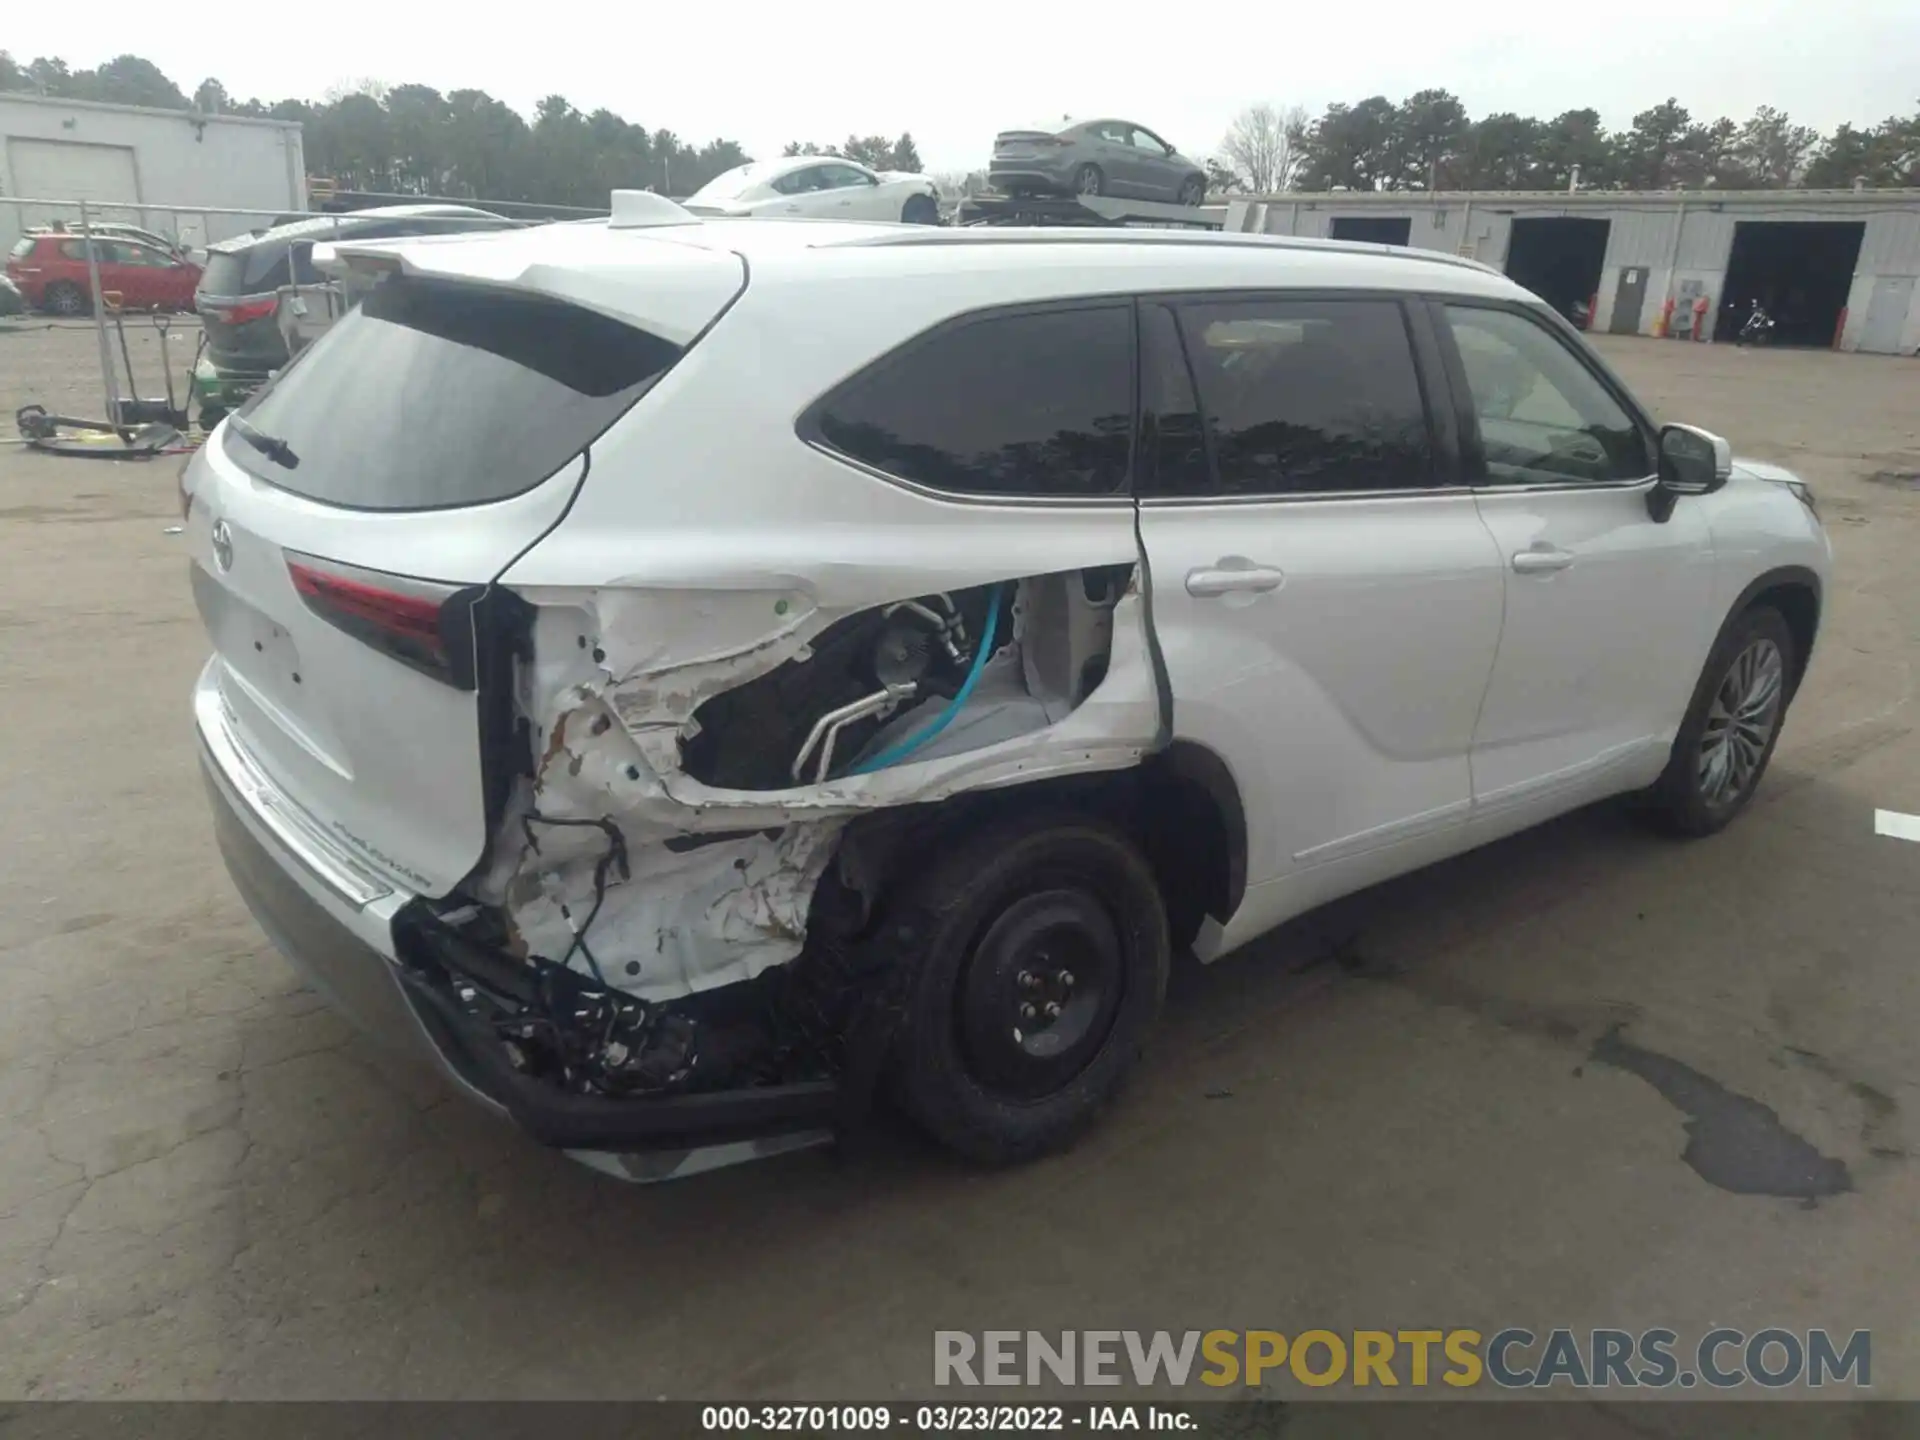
<box><xmin>817</xmin><ymin>740</ymin><xmax>1248</xmax><ymax>955</ymax></box>
<box><xmin>1726</xmin><ymin>565</ymin><xmax>1822</xmax><ymax>700</ymax></box>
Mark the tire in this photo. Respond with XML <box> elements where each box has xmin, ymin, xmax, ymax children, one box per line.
<box><xmin>885</xmin><ymin>814</ymin><xmax>1170</xmax><ymax>1164</ymax></box>
<box><xmin>1642</xmin><ymin>605</ymin><xmax>1795</xmax><ymax>837</ymax></box>
<box><xmin>1074</xmin><ymin>164</ymin><xmax>1105</xmax><ymax>198</ymax></box>
<box><xmin>44</xmin><ymin>281</ymin><xmax>87</xmax><ymax>317</ymax></box>
<box><xmin>901</xmin><ymin>193</ymin><xmax>940</xmax><ymax>226</ymax></box>
<box><xmin>1177</xmin><ymin>175</ymin><xmax>1206</xmax><ymax>206</ymax></box>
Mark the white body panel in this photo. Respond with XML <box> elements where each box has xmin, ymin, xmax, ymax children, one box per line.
<box><xmin>192</xmin><ymin>215</ymin><xmax>1834</xmax><ymax>993</ymax></box>
<box><xmin>1138</xmin><ymin>493</ymin><xmax>1505</xmax><ymax>952</ymax></box>
<box><xmin>1468</xmin><ymin>481</ymin><xmax>1717</xmax><ymax>818</ymax></box>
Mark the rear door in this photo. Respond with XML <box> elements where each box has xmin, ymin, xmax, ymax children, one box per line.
<box><xmin>187</xmin><ymin>252</ymin><xmax>742</xmax><ymax>896</ymax></box>
<box><xmin>1133</xmin><ymin>292</ymin><xmax>1505</xmax><ymax>948</ymax></box>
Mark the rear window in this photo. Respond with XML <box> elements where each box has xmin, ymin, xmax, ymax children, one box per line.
<box><xmin>222</xmin><ymin>278</ymin><xmax>681</xmax><ymax>511</ymax></box>
<box><xmin>205</xmin><ymin>239</ymin><xmax>330</xmax><ymax>294</ymax></box>
<box><xmin>813</xmin><ymin>304</ymin><xmax>1134</xmax><ymax>498</ymax></box>
<box><xmin>9</xmin><ymin>237</ymin><xmax>35</xmax><ymax>259</ymax></box>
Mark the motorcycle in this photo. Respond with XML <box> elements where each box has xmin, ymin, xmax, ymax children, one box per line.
<box><xmin>1736</xmin><ymin>301</ymin><xmax>1775</xmax><ymax>347</ymax></box>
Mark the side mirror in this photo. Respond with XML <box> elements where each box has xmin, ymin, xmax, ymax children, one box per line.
<box><xmin>1657</xmin><ymin>423</ymin><xmax>1731</xmax><ymax>496</ymax></box>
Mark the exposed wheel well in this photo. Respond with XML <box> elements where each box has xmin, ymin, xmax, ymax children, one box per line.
<box><xmin>1738</xmin><ymin>570</ymin><xmax>1821</xmax><ymax>700</ymax></box>
<box><xmin>818</xmin><ymin>742</ymin><xmax>1247</xmax><ymax>955</ymax></box>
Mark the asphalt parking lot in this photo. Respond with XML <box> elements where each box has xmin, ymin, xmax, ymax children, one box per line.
<box><xmin>2</xmin><ymin>319</ymin><xmax>1918</xmax><ymax>1404</ymax></box>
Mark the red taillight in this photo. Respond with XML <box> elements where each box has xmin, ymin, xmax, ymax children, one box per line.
<box><xmin>284</xmin><ymin>551</ymin><xmax>477</xmax><ymax>689</ymax></box>
<box><xmin>204</xmin><ymin>296</ymin><xmax>278</xmax><ymax>324</ymax></box>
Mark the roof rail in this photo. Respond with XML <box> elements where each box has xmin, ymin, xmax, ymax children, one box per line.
<box><xmin>851</xmin><ymin>226</ymin><xmax>1503</xmax><ymax>277</ymax></box>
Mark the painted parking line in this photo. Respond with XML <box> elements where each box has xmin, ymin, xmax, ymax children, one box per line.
<box><xmin>1874</xmin><ymin>810</ymin><xmax>1920</xmax><ymax>843</ymax></box>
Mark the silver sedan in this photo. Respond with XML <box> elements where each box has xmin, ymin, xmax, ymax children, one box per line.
<box><xmin>989</xmin><ymin>117</ymin><xmax>1208</xmax><ymax>205</ymax></box>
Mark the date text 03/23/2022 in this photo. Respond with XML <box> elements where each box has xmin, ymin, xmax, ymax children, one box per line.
<box><xmin>701</xmin><ymin>1405</ymin><xmax>1194</xmax><ymax>1431</ymax></box>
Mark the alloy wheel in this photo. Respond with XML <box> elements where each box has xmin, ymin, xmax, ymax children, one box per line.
<box><xmin>1697</xmin><ymin>637</ymin><xmax>1784</xmax><ymax>807</ymax></box>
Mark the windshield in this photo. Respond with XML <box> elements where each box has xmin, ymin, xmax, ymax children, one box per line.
<box><xmin>685</xmin><ymin>165</ymin><xmax>765</xmax><ymax>203</ymax></box>
<box><xmin>222</xmin><ymin>277</ymin><xmax>681</xmax><ymax>511</ymax></box>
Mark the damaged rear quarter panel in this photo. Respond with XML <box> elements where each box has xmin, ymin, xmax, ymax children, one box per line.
<box><xmin>475</xmin><ymin>305</ymin><xmax>1164</xmax><ymax>1000</ymax></box>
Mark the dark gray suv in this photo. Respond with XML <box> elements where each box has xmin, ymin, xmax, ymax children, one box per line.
<box><xmin>193</xmin><ymin>205</ymin><xmax>516</xmax><ymax>421</ymax></box>
<box><xmin>989</xmin><ymin>118</ymin><xmax>1208</xmax><ymax>205</ymax></box>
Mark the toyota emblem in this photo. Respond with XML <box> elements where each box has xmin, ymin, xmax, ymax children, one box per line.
<box><xmin>210</xmin><ymin>519</ymin><xmax>234</xmax><ymax>573</ymax></box>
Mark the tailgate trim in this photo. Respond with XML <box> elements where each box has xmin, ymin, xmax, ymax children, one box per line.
<box><xmin>196</xmin><ymin>671</ymin><xmax>394</xmax><ymax>908</ymax></box>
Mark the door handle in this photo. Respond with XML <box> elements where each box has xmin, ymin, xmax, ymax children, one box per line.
<box><xmin>1511</xmin><ymin>546</ymin><xmax>1575</xmax><ymax>574</ymax></box>
<box><xmin>1185</xmin><ymin>564</ymin><xmax>1285</xmax><ymax>597</ymax></box>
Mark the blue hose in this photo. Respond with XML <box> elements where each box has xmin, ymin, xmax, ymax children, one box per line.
<box><xmin>846</xmin><ymin>586</ymin><xmax>1004</xmax><ymax>776</ymax></box>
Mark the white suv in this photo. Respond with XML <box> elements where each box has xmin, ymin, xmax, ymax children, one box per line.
<box><xmin>185</xmin><ymin>194</ymin><xmax>1831</xmax><ymax>1180</ymax></box>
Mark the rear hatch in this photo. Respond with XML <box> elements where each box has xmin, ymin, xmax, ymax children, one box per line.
<box><xmin>197</xmin><ymin>241</ymin><xmax>301</xmax><ymax>374</ymax></box>
<box><xmin>188</xmin><ymin>235</ymin><xmax>745</xmax><ymax>896</ymax></box>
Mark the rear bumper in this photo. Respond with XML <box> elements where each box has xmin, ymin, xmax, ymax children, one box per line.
<box><xmin>195</xmin><ymin>661</ymin><xmax>838</xmax><ymax>1177</ymax></box>
<box><xmin>988</xmin><ymin>159</ymin><xmax>1077</xmax><ymax>193</ymax></box>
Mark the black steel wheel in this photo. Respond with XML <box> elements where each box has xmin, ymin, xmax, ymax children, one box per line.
<box><xmin>886</xmin><ymin>814</ymin><xmax>1169</xmax><ymax>1164</ymax></box>
<box><xmin>901</xmin><ymin>193</ymin><xmax>940</xmax><ymax>225</ymax></box>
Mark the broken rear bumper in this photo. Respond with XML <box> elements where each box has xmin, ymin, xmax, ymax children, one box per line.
<box><xmin>197</xmin><ymin>672</ymin><xmax>839</xmax><ymax>1175</ymax></box>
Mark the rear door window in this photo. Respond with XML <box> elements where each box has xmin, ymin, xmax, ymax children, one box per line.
<box><xmin>812</xmin><ymin>304</ymin><xmax>1134</xmax><ymax>499</ymax></box>
<box><xmin>1145</xmin><ymin>295</ymin><xmax>1438</xmax><ymax>497</ymax></box>
<box><xmin>222</xmin><ymin>278</ymin><xmax>682</xmax><ymax>511</ymax></box>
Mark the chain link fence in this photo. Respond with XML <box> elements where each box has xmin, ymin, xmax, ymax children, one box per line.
<box><xmin>2</xmin><ymin>193</ymin><xmax>602</xmax><ymax>453</ymax></box>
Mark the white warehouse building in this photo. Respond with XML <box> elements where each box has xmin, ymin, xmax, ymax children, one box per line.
<box><xmin>1224</xmin><ymin>188</ymin><xmax>1920</xmax><ymax>355</ymax></box>
<box><xmin>0</xmin><ymin>93</ymin><xmax>306</xmax><ymax>254</ymax></box>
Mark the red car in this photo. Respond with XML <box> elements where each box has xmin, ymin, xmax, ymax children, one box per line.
<box><xmin>5</xmin><ymin>233</ymin><xmax>201</xmax><ymax>315</ymax></box>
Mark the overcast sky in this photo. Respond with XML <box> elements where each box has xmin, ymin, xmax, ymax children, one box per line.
<box><xmin>48</xmin><ymin>0</ymin><xmax>1920</xmax><ymax>173</ymax></box>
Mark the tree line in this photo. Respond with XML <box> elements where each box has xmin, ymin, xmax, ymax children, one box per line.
<box><xmin>0</xmin><ymin>52</ymin><xmax>769</xmax><ymax>205</ymax></box>
<box><xmin>784</xmin><ymin>137</ymin><xmax>923</xmax><ymax>173</ymax></box>
<box><xmin>3</xmin><ymin>53</ymin><xmax>1914</xmax><ymax>202</ymax></box>
<box><xmin>1219</xmin><ymin>92</ymin><xmax>1920</xmax><ymax>194</ymax></box>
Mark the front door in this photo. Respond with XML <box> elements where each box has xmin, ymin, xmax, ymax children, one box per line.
<box><xmin>1133</xmin><ymin>294</ymin><xmax>1507</xmax><ymax>953</ymax></box>
<box><xmin>1434</xmin><ymin>300</ymin><xmax>1717</xmax><ymax>825</ymax></box>
<box><xmin>1087</xmin><ymin>123</ymin><xmax>1143</xmax><ymax>196</ymax></box>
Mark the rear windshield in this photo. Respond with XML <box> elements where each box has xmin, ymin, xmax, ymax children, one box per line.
<box><xmin>10</xmin><ymin>237</ymin><xmax>35</xmax><ymax>259</ymax></box>
<box><xmin>223</xmin><ymin>278</ymin><xmax>681</xmax><ymax>511</ymax></box>
<box><xmin>201</xmin><ymin>242</ymin><xmax>310</xmax><ymax>295</ymax></box>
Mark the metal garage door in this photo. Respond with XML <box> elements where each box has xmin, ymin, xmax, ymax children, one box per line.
<box><xmin>5</xmin><ymin>138</ymin><xmax>141</xmax><ymax>229</ymax></box>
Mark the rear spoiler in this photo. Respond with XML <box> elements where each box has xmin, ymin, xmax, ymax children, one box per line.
<box><xmin>309</xmin><ymin>242</ymin><xmax>392</xmax><ymax>280</ymax></box>
<box><xmin>303</xmin><ymin>217</ymin><xmax>744</xmax><ymax>347</ymax></box>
